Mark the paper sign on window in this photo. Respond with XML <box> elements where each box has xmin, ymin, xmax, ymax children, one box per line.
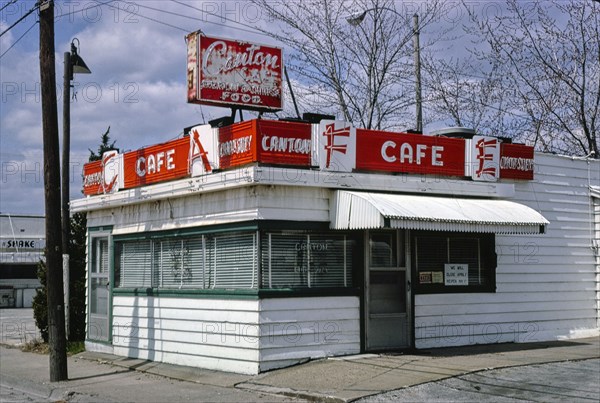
<box><xmin>431</xmin><ymin>271</ymin><xmax>444</xmax><ymax>284</ymax></box>
<box><xmin>444</xmin><ymin>264</ymin><xmax>469</xmax><ymax>286</ymax></box>
<box><xmin>419</xmin><ymin>271</ymin><xmax>432</xmax><ymax>284</ymax></box>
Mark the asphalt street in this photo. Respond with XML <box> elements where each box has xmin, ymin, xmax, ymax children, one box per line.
<box><xmin>357</xmin><ymin>359</ymin><xmax>600</xmax><ymax>402</ymax></box>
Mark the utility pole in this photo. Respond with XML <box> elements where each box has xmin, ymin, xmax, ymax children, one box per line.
<box><xmin>62</xmin><ymin>49</ymin><xmax>72</xmax><ymax>340</ymax></box>
<box><xmin>413</xmin><ymin>13</ymin><xmax>423</xmax><ymax>133</ymax></box>
<box><xmin>39</xmin><ymin>0</ymin><xmax>68</xmax><ymax>381</ymax></box>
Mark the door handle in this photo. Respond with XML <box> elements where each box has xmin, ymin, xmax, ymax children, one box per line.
<box><xmin>407</xmin><ymin>280</ymin><xmax>411</xmax><ymax>292</ymax></box>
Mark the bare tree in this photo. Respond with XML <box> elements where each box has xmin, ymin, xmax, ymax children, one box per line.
<box><xmin>422</xmin><ymin>55</ymin><xmax>515</xmax><ymax>136</ymax></box>
<box><xmin>463</xmin><ymin>0</ymin><xmax>599</xmax><ymax>157</ymax></box>
<box><xmin>252</xmin><ymin>0</ymin><xmax>441</xmax><ymax>131</ymax></box>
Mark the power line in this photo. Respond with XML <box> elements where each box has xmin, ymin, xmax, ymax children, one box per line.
<box><xmin>98</xmin><ymin>1</ymin><xmax>189</xmax><ymax>33</ymax></box>
<box><xmin>0</xmin><ymin>20</ymin><xmax>37</xmax><ymax>59</ymax></box>
<box><xmin>54</xmin><ymin>1</ymin><xmax>189</xmax><ymax>33</ymax></box>
<box><xmin>0</xmin><ymin>0</ymin><xmax>19</xmax><ymax>14</ymax></box>
<box><xmin>54</xmin><ymin>0</ymin><xmax>115</xmax><ymax>19</ymax></box>
<box><xmin>0</xmin><ymin>2</ymin><xmax>38</xmax><ymax>38</ymax></box>
<box><xmin>170</xmin><ymin>0</ymin><xmax>270</xmax><ymax>38</ymax></box>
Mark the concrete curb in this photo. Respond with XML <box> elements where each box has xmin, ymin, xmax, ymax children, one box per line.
<box><xmin>236</xmin><ymin>382</ymin><xmax>346</xmax><ymax>403</ymax></box>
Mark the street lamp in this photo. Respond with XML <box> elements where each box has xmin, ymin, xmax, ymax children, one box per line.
<box><xmin>347</xmin><ymin>8</ymin><xmax>423</xmax><ymax>132</ymax></box>
<box><xmin>62</xmin><ymin>37</ymin><xmax>91</xmax><ymax>338</ymax></box>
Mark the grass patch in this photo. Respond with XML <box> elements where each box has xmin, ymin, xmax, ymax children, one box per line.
<box><xmin>20</xmin><ymin>339</ymin><xmax>49</xmax><ymax>354</ymax></box>
<box><xmin>20</xmin><ymin>339</ymin><xmax>85</xmax><ymax>356</ymax></box>
<box><xmin>67</xmin><ymin>341</ymin><xmax>85</xmax><ymax>355</ymax></box>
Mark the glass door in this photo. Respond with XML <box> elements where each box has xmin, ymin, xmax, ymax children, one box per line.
<box><xmin>89</xmin><ymin>236</ymin><xmax>110</xmax><ymax>341</ymax></box>
<box><xmin>366</xmin><ymin>230</ymin><xmax>410</xmax><ymax>350</ymax></box>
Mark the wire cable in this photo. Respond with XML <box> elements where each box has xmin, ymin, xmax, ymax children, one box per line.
<box><xmin>0</xmin><ymin>19</ymin><xmax>37</xmax><ymax>58</ymax></box>
<box><xmin>0</xmin><ymin>0</ymin><xmax>19</xmax><ymax>14</ymax></box>
<box><xmin>0</xmin><ymin>2</ymin><xmax>38</xmax><ymax>38</ymax></box>
<box><xmin>170</xmin><ymin>0</ymin><xmax>270</xmax><ymax>38</ymax></box>
<box><xmin>54</xmin><ymin>0</ymin><xmax>115</xmax><ymax>19</ymax></box>
<box><xmin>54</xmin><ymin>1</ymin><xmax>189</xmax><ymax>33</ymax></box>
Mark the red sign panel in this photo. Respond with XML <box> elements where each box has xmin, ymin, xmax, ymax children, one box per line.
<box><xmin>123</xmin><ymin>138</ymin><xmax>189</xmax><ymax>189</ymax></box>
<box><xmin>355</xmin><ymin>129</ymin><xmax>466</xmax><ymax>176</ymax></box>
<box><xmin>187</xmin><ymin>32</ymin><xmax>283</xmax><ymax>111</ymax></box>
<box><xmin>257</xmin><ymin>120</ymin><xmax>311</xmax><ymax>166</ymax></box>
<box><xmin>82</xmin><ymin>150</ymin><xmax>120</xmax><ymax>195</ymax></box>
<box><xmin>219</xmin><ymin>120</ymin><xmax>312</xmax><ymax>169</ymax></box>
<box><xmin>218</xmin><ymin>120</ymin><xmax>257</xmax><ymax>169</ymax></box>
<box><xmin>82</xmin><ymin>160</ymin><xmax>103</xmax><ymax>195</ymax></box>
<box><xmin>500</xmin><ymin>143</ymin><xmax>535</xmax><ymax>180</ymax></box>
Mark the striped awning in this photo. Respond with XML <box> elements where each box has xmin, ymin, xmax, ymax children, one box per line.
<box><xmin>330</xmin><ymin>191</ymin><xmax>548</xmax><ymax>234</ymax></box>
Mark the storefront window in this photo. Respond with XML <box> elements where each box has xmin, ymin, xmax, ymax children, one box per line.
<box><xmin>261</xmin><ymin>232</ymin><xmax>354</xmax><ymax>289</ymax></box>
<box><xmin>114</xmin><ymin>232</ymin><xmax>258</xmax><ymax>290</ymax></box>
<box><xmin>413</xmin><ymin>232</ymin><xmax>496</xmax><ymax>293</ymax></box>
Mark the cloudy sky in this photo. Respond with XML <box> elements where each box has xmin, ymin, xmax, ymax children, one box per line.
<box><xmin>0</xmin><ymin>0</ymin><xmax>473</xmax><ymax>215</ymax></box>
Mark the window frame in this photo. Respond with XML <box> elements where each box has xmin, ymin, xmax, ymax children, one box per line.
<box><xmin>260</xmin><ymin>230</ymin><xmax>357</xmax><ymax>290</ymax></box>
<box><xmin>113</xmin><ymin>231</ymin><xmax>259</xmax><ymax>291</ymax></box>
<box><xmin>412</xmin><ymin>231</ymin><xmax>497</xmax><ymax>294</ymax></box>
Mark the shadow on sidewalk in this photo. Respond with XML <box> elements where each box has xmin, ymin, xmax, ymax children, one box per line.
<box><xmin>69</xmin><ymin>369</ymin><xmax>132</xmax><ymax>381</ymax></box>
<box><xmin>382</xmin><ymin>339</ymin><xmax>597</xmax><ymax>358</ymax></box>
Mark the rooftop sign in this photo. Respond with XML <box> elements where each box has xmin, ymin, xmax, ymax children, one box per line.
<box><xmin>123</xmin><ymin>137</ymin><xmax>189</xmax><ymax>189</ymax></box>
<box><xmin>186</xmin><ymin>32</ymin><xmax>283</xmax><ymax>111</ymax></box>
<box><xmin>82</xmin><ymin>119</ymin><xmax>535</xmax><ymax>196</ymax></box>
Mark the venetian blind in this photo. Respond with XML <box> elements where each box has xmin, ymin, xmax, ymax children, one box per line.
<box><xmin>155</xmin><ymin>237</ymin><xmax>205</xmax><ymax>288</ymax></box>
<box><xmin>205</xmin><ymin>232</ymin><xmax>258</xmax><ymax>289</ymax></box>
<box><xmin>261</xmin><ymin>233</ymin><xmax>353</xmax><ymax>288</ymax></box>
<box><xmin>118</xmin><ymin>240</ymin><xmax>153</xmax><ymax>288</ymax></box>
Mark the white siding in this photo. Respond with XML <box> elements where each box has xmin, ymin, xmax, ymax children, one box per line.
<box><xmin>415</xmin><ymin>154</ymin><xmax>600</xmax><ymax>348</ymax></box>
<box><xmin>86</xmin><ymin>186</ymin><xmax>330</xmax><ymax>235</ymax></box>
<box><xmin>258</xmin><ymin>297</ymin><xmax>361</xmax><ymax>372</ymax></box>
<box><xmin>103</xmin><ymin>295</ymin><xmax>361</xmax><ymax>374</ymax></box>
<box><xmin>111</xmin><ymin>296</ymin><xmax>261</xmax><ymax>374</ymax></box>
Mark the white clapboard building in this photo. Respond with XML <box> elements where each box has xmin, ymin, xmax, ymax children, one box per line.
<box><xmin>71</xmin><ymin>119</ymin><xmax>600</xmax><ymax>374</ymax></box>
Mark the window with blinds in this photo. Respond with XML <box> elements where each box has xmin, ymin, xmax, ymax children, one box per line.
<box><xmin>114</xmin><ymin>232</ymin><xmax>258</xmax><ymax>290</ymax></box>
<box><xmin>413</xmin><ymin>232</ymin><xmax>496</xmax><ymax>293</ymax></box>
<box><xmin>206</xmin><ymin>233</ymin><xmax>258</xmax><ymax>289</ymax></box>
<box><xmin>261</xmin><ymin>232</ymin><xmax>354</xmax><ymax>289</ymax></box>
<box><xmin>116</xmin><ymin>240</ymin><xmax>153</xmax><ymax>288</ymax></box>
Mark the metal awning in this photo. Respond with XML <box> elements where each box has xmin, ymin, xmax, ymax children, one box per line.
<box><xmin>330</xmin><ymin>191</ymin><xmax>549</xmax><ymax>234</ymax></box>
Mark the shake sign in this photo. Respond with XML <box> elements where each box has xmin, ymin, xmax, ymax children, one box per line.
<box><xmin>187</xmin><ymin>32</ymin><xmax>283</xmax><ymax>111</ymax></box>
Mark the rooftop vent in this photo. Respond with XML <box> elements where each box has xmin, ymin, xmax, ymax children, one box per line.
<box><xmin>429</xmin><ymin>127</ymin><xmax>476</xmax><ymax>139</ymax></box>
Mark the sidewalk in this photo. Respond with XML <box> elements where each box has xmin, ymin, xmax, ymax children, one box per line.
<box><xmin>1</xmin><ymin>330</ymin><xmax>598</xmax><ymax>402</ymax></box>
<box><xmin>77</xmin><ymin>336</ymin><xmax>599</xmax><ymax>402</ymax></box>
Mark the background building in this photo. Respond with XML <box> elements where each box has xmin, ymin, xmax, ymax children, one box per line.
<box><xmin>0</xmin><ymin>214</ymin><xmax>44</xmax><ymax>308</ymax></box>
